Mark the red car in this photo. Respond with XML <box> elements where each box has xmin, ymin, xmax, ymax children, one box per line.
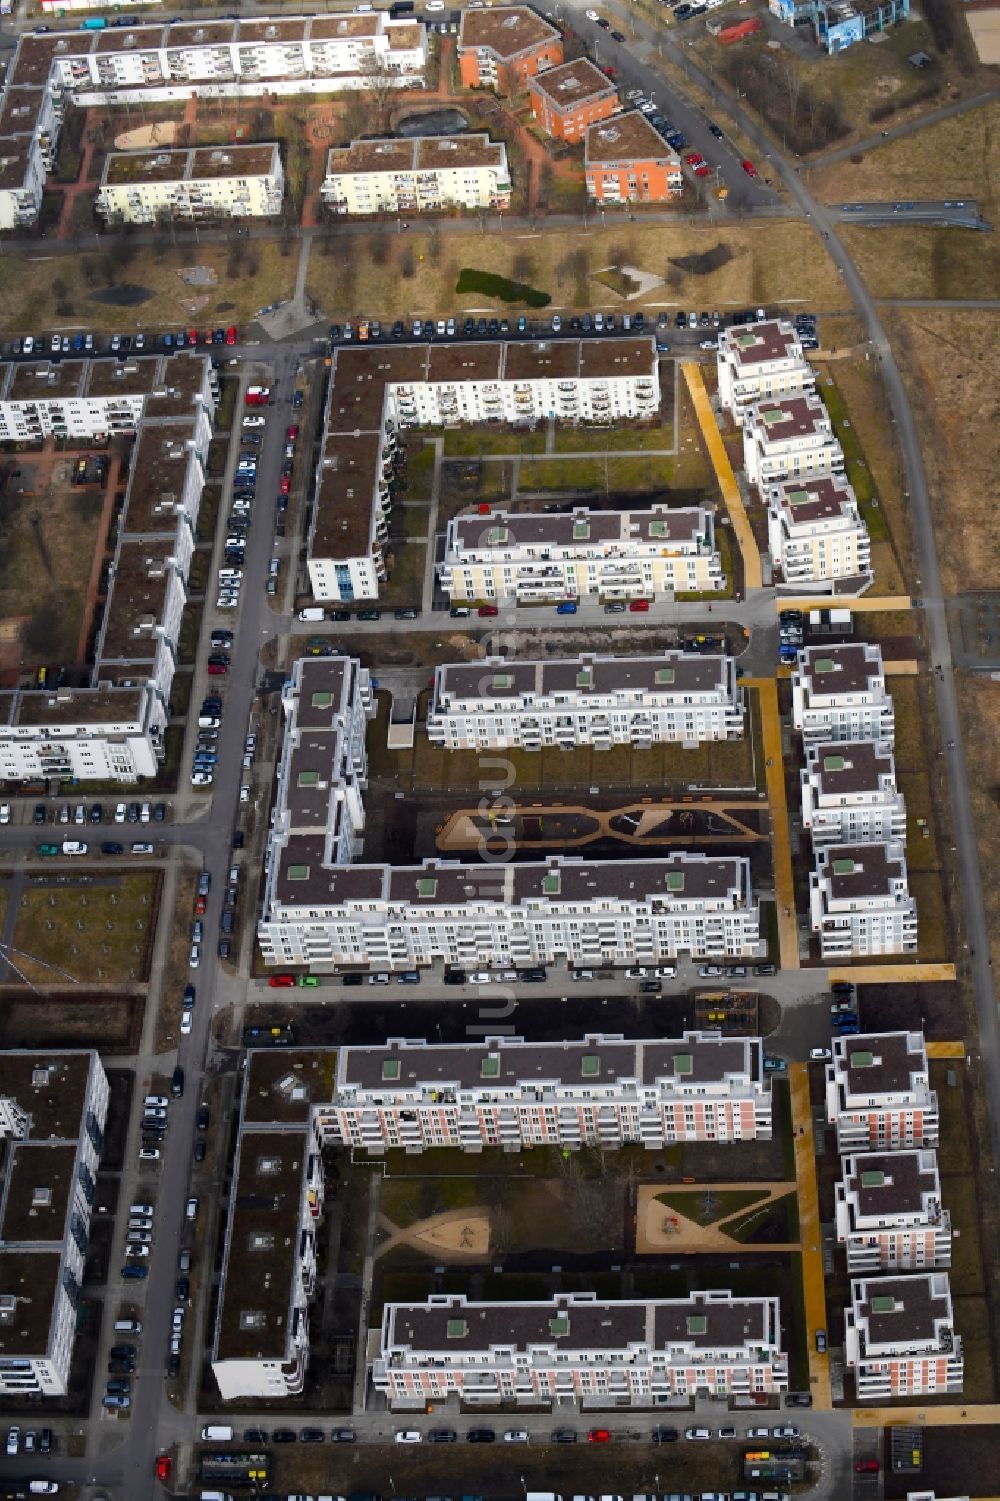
<box><xmin>187</xmin><ymin>329</ymin><xmax>198</xmax><ymax>346</ymax></box>
<box><xmin>684</xmin><ymin>152</ymin><xmax>704</xmax><ymax>168</ymax></box>
<box><xmin>693</xmin><ymin>162</ymin><xmax>711</xmax><ymax>178</ymax></box>
<box><xmin>855</xmin><ymin>1460</ymin><xmax>880</xmax><ymax>1474</ymax></box>
<box><xmin>286</xmin><ymin>425</ymin><xmax>299</xmax><ymax>441</ymax></box>
<box><xmin>629</xmin><ymin>599</ymin><xmax>650</xmax><ymax>612</ymax></box>
<box><xmin>156</xmin><ymin>1455</ymin><xmax>172</xmax><ymax>1483</ymax></box>
<box><xmin>225</xmin><ymin>325</ymin><xmax>238</xmax><ymax>345</ymax></box>
<box><xmin>742</xmin><ymin>158</ymin><xmax>758</xmax><ymax>178</ymax></box>
<box><xmin>194</xmin><ymin>895</ymin><xmax>206</xmax><ymax>916</ymax></box>
<box><xmin>587</xmin><ymin>1428</ymin><xmax>612</xmax><ymax>1443</ymax></box>
<box><xmin>478</xmin><ymin>605</ymin><xmax>498</xmax><ymax>617</ymax></box>
<box><xmin>279</xmin><ymin>477</ymin><xmax>291</xmax><ymax>496</ymax></box>
<box><xmin>269</xmin><ymin>974</ymin><xmax>296</xmax><ymax>988</ymax></box>
<box><xmin>207</xmin><ymin>662</ymin><xmax>227</xmax><ymax>675</ymax></box>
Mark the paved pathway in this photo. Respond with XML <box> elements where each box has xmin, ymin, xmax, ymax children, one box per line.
<box><xmin>789</xmin><ymin>1063</ymin><xmax>832</xmax><ymax>1410</ymax></box>
<box><xmin>753</xmin><ymin>678</ymin><xmax>799</xmax><ymax>970</ymax></box>
<box><xmin>827</xmin><ymin>962</ymin><xmax>957</xmax><ymax>983</ymax></box>
<box><xmin>682</xmin><ymin>361</ymin><xmax>761</xmax><ymax>590</ymax></box>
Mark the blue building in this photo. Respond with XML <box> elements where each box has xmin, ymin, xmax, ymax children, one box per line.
<box><xmin>769</xmin><ymin>0</ymin><xmax>909</xmax><ymax>52</ymax></box>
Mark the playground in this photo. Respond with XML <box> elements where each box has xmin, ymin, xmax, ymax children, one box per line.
<box><xmin>636</xmin><ymin>1181</ymin><xmax>800</xmax><ymax>1254</ymax></box>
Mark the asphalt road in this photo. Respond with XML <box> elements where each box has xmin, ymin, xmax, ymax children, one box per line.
<box><xmin>836</xmin><ymin>200</ymin><xmax>989</xmax><ymax>230</ymax></box>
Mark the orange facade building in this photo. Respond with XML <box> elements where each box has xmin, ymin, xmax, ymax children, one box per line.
<box><xmin>527</xmin><ymin>57</ymin><xmax>619</xmax><ymax>141</ymax></box>
<box><xmin>585</xmin><ymin>111</ymin><xmax>684</xmax><ymax>204</ymax></box>
<box><xmin>458</xmin><ymin>5</ymin><xmax>563</xmax><ymax>92</ymax></box>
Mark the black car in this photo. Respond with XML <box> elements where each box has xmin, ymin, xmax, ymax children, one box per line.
<box><xmin>463</xmin><ymin>317</ymin><xmax>475</xmax><ymax>336</ymax></box>
<box><xmin>90</xmin><ymin>804</ymin><xmax>103</xmax><ymax>823</ymax></box>
<box><xmin>110</xmin><ymin>1344</ymin><xmax>136</xmax><ymax>1359</ymax></box>
<box><xmin>196</xmin><ymin>1104</ymin><xmax>210</xmax><ymax>1130</ymax></box>
<box><xmin>273</xmin><ymin>1429</ymin><xmax>297</xmax><ymax>1443</ymax></box>
<box><xmin>652</xmin><ymin>1426</ymin><xmax>679</xmax><ymax>1443</ymax></box>
<box><xmin>394</xmin><ymin>607</ymin><xmax>419</xmax><ymax>620</ymax></box>
<box><xmin>167</xmin><ymin>1353</ymin><xmax>180</xmax><ymax>1378</ymax></box>
<box><xmin>675</xmin><ymin>310</ymin><xmax>687</xmax><ymax>329</ymax></box>
<box><xmin>33</xmin><ymin>804</ymin><xmax>46</xmax><ymax>824</ymax></box>
<box><xmin>633</xmin><ymin>312</ymin><xmax>645</xmax><ymax>331</ymax></box>
<box><xmin>176</xmin><ymin>1278</ymin><xmax>190</xmax><ymax>1301</ymax></box>
<box><xmin>611</xmin><ymin>27</ymin><xmax>625</xmax><ymax>38</ymax></box>
<box><xmin>109</xmin><ymin>1359</ymin><xmax>136</xmax><ymax>1375</ymax></box>
<box><xmin>342</xmin><ymin>973</ymin><xmax>364</xmax><ymax>986</ymax></box>
<box><xmin>443</xmin><ymin>969</ymin><xmax>466</xmax><ymax>986</ymax></box>
<box><xmin>194</xmin><ymin>1137</ymin><xmax>207</xmax><ymax>1162</ymax></box>
<box><xmin>171</xmin><ymin>1066</ymin><xmax>184</xmax><ymax>1098</ymax></box>
<box><xmin>244</xmin><ymin>1429</ymin><xmax>269</xmax><ymax>1443</ymax></box>
<box><xmin>300</xmin><ymin>1428</ymin><xmax>326</xmax><ymax>1443</ymax></box>
<box><xmin>39</xmin><ymin>1429</ymin><xmax>53</xmax><ymax>1455</ymax></box>
<box><xmin>552</xmin><ymin>1429</ymin><xmax>577</xmax><ymax>1443</ymax></box>
<box><xmin>467</xmin><ymin>1429</ymin><xmax>495</xmax><ymax>1443</ymax></box>
<box><xmin>153</xmin><ymin>803</ymin><xmax>166</xmax><ymax>822</ymax></box>
<box><xmin>392</xmin><ymin>320</ymin><xmax>405</xmax><ymax>339</ymax></box>
<box><xmin>429</xmin><ymin>1428</ymin><xmax>457</xmax><ymax>1443</ymax></box>
<box><xmin>329</xmin><ymin>324</ymin><xmax>342</xmax><ymax>341</ymax></box>
<box><xmin>331</xmin><ymin>1428</ymin><xmax>357</xmax><ymax>1443</ymax></box>
<box><xmin>331</xmin><ymin>609</ymin><xmax>351</xmax><ymax>622</ymax></box>
<box><xmin>358</xmin><ymin>609</ymin><xmax>381</xmax><ymax>621</ymax></box>
<box><xmin>785</xmin><ymin>1392</ymin><xmax>813</xmax><ymax>1407</ymax></box>
<box><xmin>518</xmin><ymin>968</ymin><xmax>546</xmax><ymax>982</ymax></box>
<box><xmin>102</xmin><ymin>841</ymin><xmax>125</xmax><ymax>855</ymax></box>
<box><xmin>708</xmin><ymin>122</ymin><xmax>724</xmax><ymax>138</ymax></box>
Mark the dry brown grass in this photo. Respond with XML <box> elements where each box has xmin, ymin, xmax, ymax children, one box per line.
<box><xmin>958</xmin><ymin>676</ymin><xmax>1000</xmax><ymax>975</ymax></box>
<box><xmin>307</xmin><ymin>219</ymin><xmax>846</xmax><ymax>320</ymax></box>
<box><xmin>838</xmin><ymin>221</ymin><xmax>1000</xmax><ymax>300</ymax></box>
<box><xmin>885</xmin><ymin>308</ymin><xmax>1000</xmax><ymax>596</ymax></box>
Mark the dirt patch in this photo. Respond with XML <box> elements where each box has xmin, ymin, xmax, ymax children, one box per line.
<box><xmin>9</xmin><ymin>871</ymin><xmax>159</xmax><ymax>987</ymax></box>
<box><xmin>114</xmin><ymin>121</ymin><xmax>178</xmax><ymax>150</ymax></box>
<box><xmin>382</xmin><ymin>1207</ymin><xmax>492</xmax><ymax>1260</ymax></box>
<box><xmin>637</xmin><ymin>1182</ymin><xmax>798</xmax><ymax>1253</ymax></box>
<box><xmin>0</xmin><ymin>990</ymin><xmax>143</xmax><ymax>1053</ymax></box>
<box><xmin>966</xmin><ymin>9</ymin><xmax>1000</xmax><ymax>65</ymax></box>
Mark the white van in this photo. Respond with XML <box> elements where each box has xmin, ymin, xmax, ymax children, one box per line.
<box><xmin>200</xmin><ymin>1425</ymin><xmax>233</xmax><ymax>1442</ymax></box>
<box><xmin>114</xmin><ymin>1318</ymin><xmax>142</xmax><ymax>1333</ymax></box>
<box><xmin>298</xmin><ymin>607</ymin><xmax>324</xmax><ymax>622</ymax></box>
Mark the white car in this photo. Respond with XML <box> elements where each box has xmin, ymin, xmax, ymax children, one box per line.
<box><xmin>115</xmin><ymin>803</ymin><xmax>127</xmax><ymax>823</ymax></box>
<box><xmin>139</xmin><ymin>1147</ymin><xmax>160</xmax><ymax>1161</ymax></box>
<box><xmin>0</xmin><ymin>804</ymin><xmax>8</xmax><ymax>823</ymax></box>
<box><xmin>586</xmin><ymin>7</ymin><xmax>600</xmax><ymax>15</ymax></box>
<box><xmin>239</xmin><ymin>784</ymin><xmax>251</xmax><ymax>804</ymax></box>
<box><xmin>180</xmin><ymin>1010</ymin><xmax>193</xmax><ymax>1036</ymax></box>
<box><xmin>124</xmin><ymin>1243</ymin><xmax>149</xmax><ymax>1258</ymax></box>
<box><xmin>746</xmin><ymin>1426</ymin><xmax>770</xmax><ymax>1438</ymax></box>
<box><xmin>684</xmin><ymin>1427</ymin><xmax>711</xmax><ymax>1440</ymax></box>
<box><xmin>127</xmin><ymin>1231</ymin><xmax>152</xmax><ymax>1245</ymax></box>
<box><xmin>144</xmin><ymin>1095</ymin><xmax>168</xmax><ymax>1109</ymax></box>
<box><xmin>503</xmin><ymin>1429</ymin><xmax>529</xmax><ymax>1443</ymax></box>
<box><xmin>6</xmin><ymin>1426</ymin><xmax>19</xmax><ymax>1455</ymax></box>
<box><xmin>809</xmin><ymin>1047</ymin><xmax>832</xmax><ymax>1061</ymax></box>
<box><xmin>394</xmin><ymin>1431</ymin><xmax>422</xmax><ymax>1444</ymax></box>
<box><xmin>189</xmin><ymin>944</ymin><xmax>201</xmax><ymax>969</ymax></box>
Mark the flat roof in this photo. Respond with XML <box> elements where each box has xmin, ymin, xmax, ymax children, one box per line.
<box><xmin>586</xmin><ymin>109</ymin><xmax>679</xmax><ymax>165</ymax></box>
<box><xmin>214</xmin><ymin>1127</ymin><xmax>310</xmax><ymax>1363</ymax></box>
<box><xmin>752</xmin><ymin>394</ymin><xmax>831</xmax><ymax>444</ymax></box>
<box><xmin>0</xmin><ymin>1250</ymin><xmax>61</xmax><ymax>1359</ymax></box>
<box><xmin>98</xmin><ymin>539</ymin><xmax>176</xmax><ymax>663</ymax></box>
<box><xmin>818</xmin><ymin>841</ymin><xmax>904</xmax><ymax>900</ymax></box>
<box><xmin>770</xmin><ymin>472</ymin><xmax>856</xmax><ymax>524</ymax></box>
<box><xmin>84</xmin><ymin>354</ymin><xmax>163</xmax><ymax>399</ymax></box>
<box><xmin>843</xmin><ymin>1149</ymin><xmax>940</xmax><ymax>1218</ymax></box>
<box><xmin>808</xmin><ymin>740</ymin><xmax>894</xmax><ymax>796</ymax></box>
<box><xmin>8</xmin><ymin>358</ymin><xmax>87</xmax><ymax>400</ymax></box>
<box><xmin>449</xmin><ymin>504</ymin><xmax>707</xmax><ymax>553</ymax></box>
<box><xmin>340</xmin><ymin>1032</ymin><xmax>759</xmax><ymax>1094</ymax></box>
<box><xmin>7</xmin><ymin>685</ymin><xmax>146</xmax><ymax>728</ymax></box>
<box><xmin>2</xmin><ymin>1142</ymin><xmax>76</xmax><ymax>1243</ymax></box>
<box><xmin>853</xmin><ymin>1273</ymin><xmax>951</xmax><ymax>1346</ymax></box>
<box><xmin>326</xmin><ymin>132</ymin><xmax>505</xmax><ymax>178</ymax></box>
<box><xmin>798</xmin><ymin>642</ymin><xmax>884</xmax><ymax>698</ymax></box>
<box><xmin>313</xmin><ymin>432</ymin><xmax>379</xmax><ymax>559</ymax></box>
<box><xmin>0</xmin><ymin>134</ymin><xmax>30</xmax><ymax>190</ymax></box>
<box><xmin>837</xmin><ymin>1031</ymin><xmax>928</xmax><ymax>1099</ymax></box>
<box><xmin>458</xmin><ymin>6</ymin><xmax>560</xmax><ymax>59</ymax></box>
<box><xmin>119</xmin><ymin>420</ymin><xmax>198</xmax><ymax>534</ymax></box>
<box><xmin>243</xmin><ymin>1049</ymin><xmax>339</xmax><ymax>1126</ymax></box>
<box><xmin>531</xmin><ymin>56</ymin><xmax>615</xmax><ymax>109</ymax></box>
<box><xmin>0</xmin><ymin>1050</ymin><xmax>94</xmax><ymax>1141</ymax></box>
<box><xmin>268</xmin><ymin>849</ymin><xmax>748</xmax><ymax>914</ymax></box>
<box><xmin>723</xmin><ymin>319</ymin><xmax>801</xmax><ymax>368</ymax></box>
<box><xmin>0</xmin><ymin>84</ymin><xmax>48</xmax><ymax>138</ymax></box>
<box><xmin>435</xmin><ymin>650</ymin><xmax>733</xmax><ymax>705</ymax></box>
<box><xmin>102</xmin><ymin>142</ymin><xmax>278</xmax><ymax>186</ymax></box>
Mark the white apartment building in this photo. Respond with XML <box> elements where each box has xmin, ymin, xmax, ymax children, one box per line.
<box><xmin>426</xmin><ymin>650</ymin><xmax>744</xmax><ymax>751</ymax></box>
<box><xmin>845</xmin><ymin>1273</ymin><xmax>962</xmax><ymax>1401</ymax></box>
<box><xmin>0</xmin><ymin>19</ymin><xmax>425</xmax><ymax>229</ymax></box>
<box><xmin>836</xmin><ymin>1150</ymin><xmax>951</xmax><ymax>1273</ymax></box>
<box><xmin>743</xmin><ymin>393</ymin><xmax>845</xmax><ymax>489</ymax></box>
<box><xmin>96</xmin><ymin>142</ymin><xmax>283</xmax><ymax>224</ymax></box>
<box><xmin>272</xmin><ymin>655</ymin><xmax>375</xmax><ymax>870</ymax></box>
<box><xmin>261</xmin><ymin>850</ymin><xmax>760</xmax><ymax>972</ymax></box>
<box><xmin>373</xmin><ymin>1289</ymin><xmax>788</xmax><ymax>1409</ymax></box>
<box><xmin>0</xmin><ymin>1051</ymin><xmax>109</xmax><ymax>1398</ymax></box>
<box><xmin>308</xmin><ymin>338</ymin><xmax>660</xmax><ymax>603</ymax></box>
<box><xmin>826</xmin><ymin>1032</ymin><xmax>938</xmax><ymax>1154</ymax></box>
<box><xmin>439</xmin><ymin>505</ymin><xmax>723</xmax><ymax>605</ymax></box>
<box><xmin>315</xmin><ymin>1032</ymin><xmax>773</xmax><ymax>1154</ymax></box>
<box><xmin>800</xmin><ymin>740</ymin><xmax>906</xmax><ymax>846</ymax></box>
<box><xmin>766</xmin><ymin>474</ymin><xmax>872</xmax><ymax>591</ymax></box>
<box><xmin>322</xmin><ymin>133</ymin><xmax>511</xmax><ymax>215</ymax></box>
<box><xmin>0</xmin><ymin>352</ymin><xmax>215</xmax><ymax>783</ymax></box>
<box><xmin>792</xmin><ymin>643</ymin><xmax>895</xmax><ymax>745</ymax></box>
<box><xmin>810</xmin><ymin>839</ymin><xmax>917</xmax><ymax>960</ymax></box>
<box><xmin>716</xmin><ymin>318</ymin><xmax>814</xmax><ymax>426</ymax></box>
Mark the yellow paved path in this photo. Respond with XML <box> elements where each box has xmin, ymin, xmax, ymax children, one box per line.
<box><xmin>775</xmin><ymin>594</ymin><xmax>912</xmax><ymax>613</ymax></box>
<box><xmin>884</xmin><ymin>659</ymin><xmax>920</xmax><ymax>675</ymax></box>
<box><xmin>854</xmin><ymin>1403</ymin><xmax>1000</xmax><ymax>1426</ymax></box>
<box><xmin>827</xmin><ymin>962</ymin><xmax>957</xmax><ymax>983</ymax></box>
<box><xmin>927</xmin><ymin>1040</ymin><xmax>966</xmax><ymax>1059</ymax></box>
<box><xmin>755</xmin><ymin>678</ymin><xmax>799</xmax><ymax>970</ymax></box>
<box><xmin>789</xmin><ymin>1064</ymin><xmax>831</xmax><ymax>1409</ymax></box>
<box><xmin>682</xmin><ymin>362</ymin><xmax>762</xmax><ymax>590</ymax></box>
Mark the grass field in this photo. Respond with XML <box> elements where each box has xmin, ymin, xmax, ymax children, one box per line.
<box><xmin>11</xmin><ymin>871</ymin><xmax>159</xmax><ymax>986</ymax></box>
<box><xmin>307</xmin><ymin>219</ymin><xmax>848</xmax><ymax>321</ymax></box>
<box><xmin>0</xmin><ymin>239</ymin><xmax>298</xmax><ymax>334</ymax></box>
<box><xmin>839</xmin><ymin>219</ymin><xmax>1000</xmax><ymax>300</ymax></box>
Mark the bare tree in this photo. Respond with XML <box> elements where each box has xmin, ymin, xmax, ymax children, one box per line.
<box><xmin>370</xmin><ymin>224</ymin><xmax>393</xmax><ymax>267</ymax></box>
<box><xmin>399</xmin><ymin>244</ymin><xmax>416</xmax><ymax>279</ymax></box>
<box><xmin>512</xmin><ymin>248</ymin><xmax>536</xmax><ymax>283</ymax></box>
<box><xmin>361</xmin><ymin>56</ymin><xmax>397</xmax><ymax>136</ymax></box>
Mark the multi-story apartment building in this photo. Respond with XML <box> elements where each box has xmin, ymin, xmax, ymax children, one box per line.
<box><xmin>439</xmin><ymin>504</ymin><xmax>723</xmax><ymax>605</ymax></box>
<box><xmin>96</xmin><ymin>142</ymin><xmax>283</xmax><ymax>223</ymax></box>
<box><xmin>800</xmin><ymin>740</ymin><xmax>906</xmax><ymax>846</ymax></box>
<box><xmin>0</xmin><ymin>352</ymin><xmax>215</xmax><ymax>782</ymax></box>
<box><xmin>528</xmin><ymin>58</ymin><xmax>619</xmax><ymax>141</ymax></box>
<box><xmin>373</xmin><ymin>1289</ymin><xmax>788</xmax><ymax>1408</ymax></box>
<box><xmin>426</xmin><ymin>650</ymin><xmax>744</xmax><ymax>751</ymax></box>
<box><xmin>836</xmin><ymin>1149</ymin><xmax>951</xmax><ymax>1273</ymax></box>
<box><xmin>321</xmin><ymin>133</ymin><xmax>510</xmax><ymax>215</ymax></box>
<box><xmin>743</xmin><ymin>393</ymin><xmax>845</xmax><ymax>489</ymax></box>
<box><xmin>0</xmin><ymin>1050</ymin><xmax>109</xmax><ymax>1398</ymax></box>
<box><xmin>766</xmin><ymin>473</ymin><xmax>872</xmax><ymax>591</ymax></box>
<box><xmin>307</xmin><ymin>338</ymin><xmax>660</xmax><ymax>602</ymax></box>
<box><xmin>845</xmin><ymin>1273</ymin><xmax>962</xmax><ymax>1401</ymax></box>
<box><xmin>792</xmin><ymin>643</ymin><xmax>895</xmax><ymax>745</ymax></box>
<box><xmin>810</xmin><ymin>839</ymin><xmax>917</xmax><ymax>960</ymax></box>
<box><xmin>210</xmin><ymin>1051</ymin><xmax>325</xmax><ymax>1401</ymax></box>
<box><xmin>584</xmin><ymin>111</ymin><xmax>683</xmax><ymax>203</ymax></box>
<box><xmin>0</xmin><ymin>17</ymin><xmax>425</xmax><ymax>229</ymax></box>
<box><xmin>272</xmin><ymin>655</ymin><xmax>375</xmax><ymax>870</ymax></box>
<box><xmin>317</xmin><ymin>1032</ymin><xmax>773</xmax><ymax>1154</ymax></box>
<box><xmin>826</xmin><ymin>1032</ymin><xmax>938</xmax><ymax>1153</ymax></box>
<box><xmin>716</xmin><ymin>319</ymin><xmax>814</xmax><ymax>426</ymax></box>
<box><xmin>458</xmin><ymin>5</ymin><xmax>562</xmax><ymax>91</ymax></box>
<box><xmin>260</xmin><ymin>848</ymin><xmax>760</xmax><ymax>972</ymax></box>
